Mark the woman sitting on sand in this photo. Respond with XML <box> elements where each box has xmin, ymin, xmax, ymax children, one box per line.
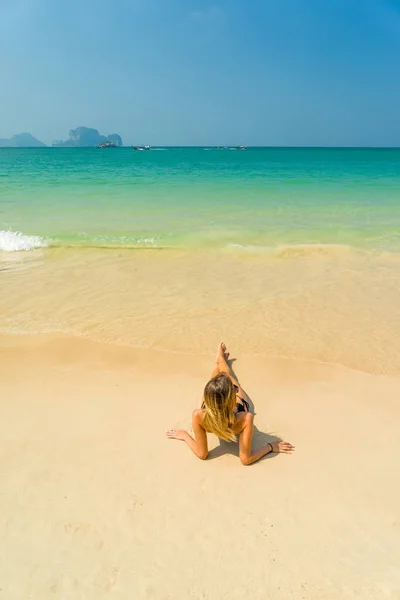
<box><xmin>167</xmin><ymin>343</ymin><xmax>294</xmax><ymax>465</ymax></box>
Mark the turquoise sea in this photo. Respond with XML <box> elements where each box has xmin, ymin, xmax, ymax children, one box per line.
<box><xmin>1</xmin><ymin>147</ymin><xmax>400</xmax><ymax>374</ymax></box>
<box><xmin>1</xmin><ymin>147</ymin><xmax>400</xmax><ymax>252</ymax></box>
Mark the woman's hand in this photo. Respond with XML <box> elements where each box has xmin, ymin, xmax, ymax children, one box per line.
<box><xmin>166</xmin><ymin>429</ymin><xmax>188</xmax><ymax>441</ymax></box>
<box><xmin>271</xmin><ymin>440</ymin><xmax>295</xmax><ymax>454</ymax></box>
<box><xmin>166</xmin><ymin>417</ymin><xmax>208</xmax><ymax>460</ymax></box>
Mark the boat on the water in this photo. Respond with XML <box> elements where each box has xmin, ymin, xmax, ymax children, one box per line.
<box><xmin>98</xmin><ymin>141</ymin><xmax>118</xmax><ymax>148</ymax></box>
<box><xmin>235</xmin><ymin>145</ymin><xmax>248</xmax><ymax>150</ymax></box>
<box><xmin>132</xmin><ymin>145</ymin><xmax>151</xmax><ymax>150</ymax></box>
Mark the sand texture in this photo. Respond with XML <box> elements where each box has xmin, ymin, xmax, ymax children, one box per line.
<box><xmin>1</xmin><ymin>334</ymin><xmax>399</xmax><ymax>599</ymax></box>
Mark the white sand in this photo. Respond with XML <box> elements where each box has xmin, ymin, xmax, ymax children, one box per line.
<box><xmin>1</xmin><ymin>334</ymin><xmax>399</xmax><ymax>599</ymax></box>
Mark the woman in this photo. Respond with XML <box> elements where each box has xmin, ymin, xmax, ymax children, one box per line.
<box><xmin>166</xmin><ymin>343</ymin><xmax>294</xmax><ymax>465</ymax></box>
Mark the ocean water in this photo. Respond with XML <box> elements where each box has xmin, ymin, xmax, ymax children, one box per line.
<box><xmin>1</xmin><ymin>147</ymin><xmax>400</xmax><ymax>374</ymax></box>
<box><xmin>1</xmin><ymin>147</ymin><xmax>400</xmax><ymax>252</ymax></box>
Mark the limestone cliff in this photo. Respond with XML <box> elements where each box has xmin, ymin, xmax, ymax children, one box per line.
<box><xmin>53</xmin><ymin>127</ymin><xmax>123</xmax><ymax>147</ymax></box>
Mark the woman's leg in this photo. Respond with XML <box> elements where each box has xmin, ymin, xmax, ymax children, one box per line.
<box><xmin>215</xmin><ymin>343</ymin><xmax>248</xmax><ymax>396</ymax></box>
<box><xmin>210</xmin><ymin>365</ymin><xmax>220</xmax><ymax>379</ymax></box>
<box><xmin>215</xmin><ymin>342</ymin><xmax>236</xmax><ymax>379</ymax></box>
<box><xmin>209</xmin><ymin>343</ymin><xmax>250</xmax><ymax>413</ymax></box>
<box><xmin>216</xmin><ymin>342</ymin><xmax>249</xmax><ymax>407</ymax></box>
<box><xmin>209</xmin><ymin>342</ymin><xmax>229</xmax><ymax>378</ymax></box>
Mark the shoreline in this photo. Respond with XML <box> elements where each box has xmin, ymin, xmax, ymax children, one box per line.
<box><xmin>1</xmin><ymin>332</ymin><xmax>399</xmax><ymax>599</ymax></box>
<box><xmin>2</xmin><ymin>328</ymin><xmax>396</xmax><ymax>379</ymax></box>
<box><xmin>3</xmin><ymin>231</ymin><xmax>400</xmax><ymax>255</ymax></box>
<box><xmin>2</xmin><ymin>245</ymin><xmax>400</xmax><ymax>375</ymax></box>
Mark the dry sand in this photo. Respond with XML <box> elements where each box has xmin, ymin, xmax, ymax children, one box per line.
<box><xmin>1</xmin><ymin>333</ymin><xmax>399</xmax><ymax>599</ymax></box>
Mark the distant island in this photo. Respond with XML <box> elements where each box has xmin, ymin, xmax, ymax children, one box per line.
<box><xmin>0</xmin><ymin>127</ymin><xmax>123</xmax><ymax>148</ymax></box>
<box><xmin>53</xmin><ymin>127</ymin><xmax>123</xmax><ymax>147</ymax></box>
<box><xmin>0</xmin><ymin>133</ymin><xmax>46</xmax><ymax>147</ymax></box>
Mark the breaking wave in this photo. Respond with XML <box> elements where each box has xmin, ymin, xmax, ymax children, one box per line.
<box><xmin>0</xmin><ymin>230</ymin><xmax>48</xmax><ymax>252</ymax></box>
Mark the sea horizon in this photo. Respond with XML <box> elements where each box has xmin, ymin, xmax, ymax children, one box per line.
<box><xmin>2</xmin><ymin>2</ymin><xmax>400</xmax><ymax>596</ymax></box>
<box><xmin>2</xmin><ymin>144</ymin><xmax>400</xmax><ymax>148</ymax></box>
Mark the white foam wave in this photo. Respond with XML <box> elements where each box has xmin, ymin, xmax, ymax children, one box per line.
<box><xmin>0</xmin><ymin>230</ymin><xmax>48</xmax><ymax>252</ymax></box>
<box><xmin>90</xmin><ymin>234</ymin><xmax>158</xmax><ymax>247</ymax></box>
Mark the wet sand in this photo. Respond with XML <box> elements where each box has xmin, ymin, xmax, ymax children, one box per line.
<box><xmin>2</xmin><ymin>246</ymin><xmax>400</xmax><ymax>375</ymax></box>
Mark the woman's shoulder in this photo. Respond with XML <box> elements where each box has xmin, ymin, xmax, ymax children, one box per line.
<box><xmin>192</xmin><ymin>408</ymin><xmax>204</xmax><ymax>423</ymax></box>
<box><xmin>192</xmin><ymin>408</ymin><xmax>204</xmax><ymax>425</ymax></box>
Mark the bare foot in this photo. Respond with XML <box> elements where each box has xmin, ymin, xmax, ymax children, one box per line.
<box><xmin>216</xmin><ymin>342</ymin><xmax>230</xmax><ymax>362</ymax></box>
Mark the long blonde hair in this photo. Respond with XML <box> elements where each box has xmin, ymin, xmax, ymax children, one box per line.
<box><xmin>201</xmin><ymin>372</ymin><xmax>237</xmax><ymax>442</ymax></box>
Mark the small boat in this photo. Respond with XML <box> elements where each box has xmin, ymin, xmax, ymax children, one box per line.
<box><xmin>98</xmin><ymin>141</ymin><xmax>118</xmax><ymax>148</ymax></box>
<box><xmin>235</xmin><ymin>145</ymin><xmax>248</xmax><ymax>150</ymax></box>
<box><xmin>132</xmin><ymin>145</ymin><xmax>151</xmax><ymax>151</ymax></box>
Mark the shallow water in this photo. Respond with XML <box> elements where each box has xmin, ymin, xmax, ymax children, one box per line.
<box><xmin>1</xmin><ymin>148</ymin><xmax>400</xmax><ymax>373</ymax></box>
<box><xmin>1</xmin><ymin>246</ymin><xmax>399</xmax><ymax>374</ymax></box>
<box><xmin>1</xmin><ymin>147</ymin><xmax>400</xmax><ymax>251</ymax></box>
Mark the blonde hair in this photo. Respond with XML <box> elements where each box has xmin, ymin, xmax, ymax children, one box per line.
<box><xmin>201</xmin><ymin>373</ymin><xmax>237</xmax><ymax>442</ymax></box>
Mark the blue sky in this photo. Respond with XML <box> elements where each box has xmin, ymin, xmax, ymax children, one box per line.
<box><xmin>1</xmin><ymin>0</ymin><xmax>400</xmax><ymax>146</ymax></box>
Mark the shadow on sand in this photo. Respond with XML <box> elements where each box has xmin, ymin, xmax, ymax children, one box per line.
<box><xmin>207</xmin><ymin>358</ymin><xmax>281</xmax><ymax>463</ymax></box>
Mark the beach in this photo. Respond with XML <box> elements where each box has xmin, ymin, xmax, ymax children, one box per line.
<box><xmin>2</xmin><ymin>245</ymin><xmax>400</xmax><ymax>374</ymax></box>
<box><xmin>1</xmin><ymin>147</ymin><xmax>400</xmax><ymax>598</ymax></box>
<box><xmin>1</xmin><ymin>333</ymin><xmax>399</xmax><ymax>599</ymax></box>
